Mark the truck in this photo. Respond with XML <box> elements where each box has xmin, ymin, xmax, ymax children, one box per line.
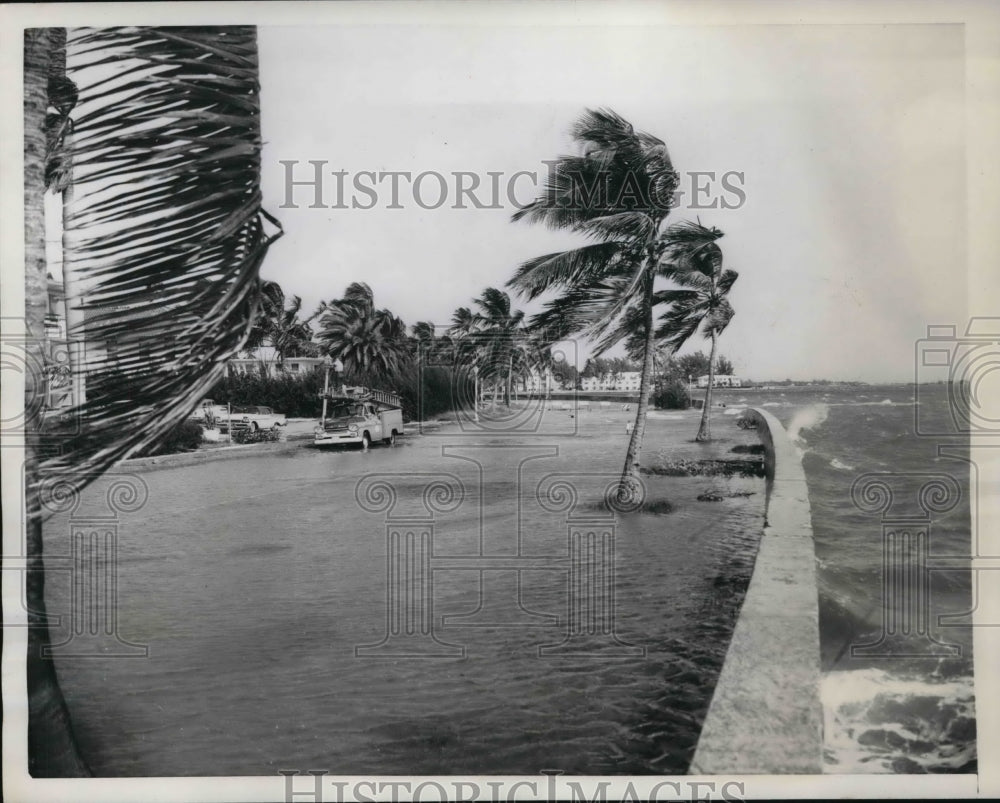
<box><xmin>313</xmin><ymin>386</ymin><xmax>403</xmax><ymax>449</ymax></box>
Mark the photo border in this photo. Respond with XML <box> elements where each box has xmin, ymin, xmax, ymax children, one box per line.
<box><xmin>2</xmin><ymin>1</ymin><xmax>998</xmax><ymax>800</ymax></box>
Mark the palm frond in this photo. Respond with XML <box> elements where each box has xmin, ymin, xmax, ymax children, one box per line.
<box><xmin>527</xmin><ymin>275</ymin><xmax>637</xmax><ymax>346</ymax></box>
<box><xmin>701</xmin><ymin>298</ymin><xmax>735</xmax><ymax>336</ymax></box>
<box><xmin>38</xmin><ymin>26</ymin><xmax>281</xmax><ymax>491</ymax></box>
<box><xmin>512</xmin><ymin>108</ymin><xmax>678</xmax><ymax>232</ymax></box>
<box><xmin>653</xmin><ymin>303</ymin><xmax>704</xmax><ymax>353</ymax></box>
<box><xmin>576</xmin><ymin>212</ymin><xmax>656</xmax><ymax>242</ymax></box>
<box><xmin>317</xmin><ymin>283</ymin><xmax>409</xmax><ymax>383</ymax></box>
<box><xmin>507</xmin><ymin>241</ymin><xmax>626</xmax><ymax>301</ymax></box>
<box><xmin>718</xmin><ymin>268</ymin><xmax>739</xmax><ymax>294</ymax></box>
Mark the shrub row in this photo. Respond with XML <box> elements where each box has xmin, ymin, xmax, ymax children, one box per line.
<box><xmin>137</xmin><ymin>420</ymin><xmax>204</xmax><ymax>456</ymax></box>
<box><xmin>209</xmin><ymin>365</ymin><xmax>472</xmax><ymax>423</ymax></box>
<box><xmin>231</xmin><ymin>428</ymin><xmax>282</xmax><ymax>445</ymax></box>
<box><xmin>652</xmin><ymin>379</ymin><xmax>693</xmax><ymax>410</ymax></box>
<box><xmin>210</xmin><ymin>368</ymin><xmax>328</xmax><ymax>418</ymax></box>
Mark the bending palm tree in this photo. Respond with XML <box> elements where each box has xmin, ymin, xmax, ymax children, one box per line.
<box><xmin>24</xmin><ymin>26</ymin><xmax>281</xmax><ymax>776</ymax></box>
<box><xmin>651</xmin><ymin>225</ymin><xmax>737</xmax><ymax>441</ymax></box>
<box><xmin>246</xmin><ymin>281</ymin><xmax>320</xmax><ymax>361</ymax></box>
<box><xmin>509</xmin><ymin>108</ymin><xmax>686</xmax><ymax>502</ymax></box>
<box><xmin>317</xmin><ymin>282</ymin><xmax>408</xmax><ymax>385</ymax></box>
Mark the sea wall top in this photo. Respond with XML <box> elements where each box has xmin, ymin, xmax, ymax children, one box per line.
<box><xmin>689</xmin><ymin>407</ymin><xmax>823</xmax><ymax>774</ymax></box>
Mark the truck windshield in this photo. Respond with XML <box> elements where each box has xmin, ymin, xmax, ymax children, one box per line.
<box><xmin>330</xmin><ymin>403</ymin><xmax>362</xmax><ymax>417</ymax></box>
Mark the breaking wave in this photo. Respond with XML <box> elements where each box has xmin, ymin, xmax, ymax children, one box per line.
<box><xmin>821</xmin><ymin>668</ymin><xmax>976</xmax><ymax>773</ymax></box>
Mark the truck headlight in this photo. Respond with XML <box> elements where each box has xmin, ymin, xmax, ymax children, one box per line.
<box><xmin>348</xmin><ymin>424</ymin><xmax>359</xmax><ymax>434</ymax></box>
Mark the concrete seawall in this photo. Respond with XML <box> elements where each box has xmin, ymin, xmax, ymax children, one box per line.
<box><xmin>689</xmin><ymin>407</ymin><xmax>823</xmax><ymax>774</ymax></box>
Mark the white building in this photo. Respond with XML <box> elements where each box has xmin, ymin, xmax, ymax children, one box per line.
<box><xmin>519</xmin><ymin>368</ymin><xmax>551</xmax><ymax>394</ymax></box>
<box><xmin>228</xmin><ymin>346</ymin><xmax>329</xmax><ymax>377</ymax></box>
<box><xmin>615</xmin><ymin>371</ymin><xmax>642</xmax><ymax>391</ymax></box>
<box><xmin>697</xmin><ymin>374</ymin><xmax>742</xmax><ymax>388</ymax></box>
<box><xmin>578</xmin><ymin>371</ymin><xmax>642</xmax><ymax>391</ymax></box>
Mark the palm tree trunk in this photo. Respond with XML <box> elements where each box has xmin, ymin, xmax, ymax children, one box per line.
<box><xmin>696</xmin><ymin>331</ymin><xmax>718</xmax><ymax>442</ymax></box>
<box><xmin>62</xmin><ymin>118</ymin><xmax>87</xmax><ymax>407</ymax></box>
<box><xmin>505</xmin><ymin>353</ymin><xmax>512</xmax><ymax>407</ymax></box>
<box><xmin>617</xmin><ymin>265</ymin><xmax>656</xmax><ymax>503</ymax></box>
<box><xmin>473</xmin><ymin>365</ymin><xmax>479</xmax><ymax>422</ymax></box>
<box><xmin>24</xmin><ymin>27</ymin><xmax>91</xmax><ymax>778</ymax></box>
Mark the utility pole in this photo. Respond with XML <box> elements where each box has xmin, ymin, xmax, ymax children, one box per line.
<box><xmin>320</xmin><ymin>361</ymin><xmax>330</xmax><ymax>426</ymax></box>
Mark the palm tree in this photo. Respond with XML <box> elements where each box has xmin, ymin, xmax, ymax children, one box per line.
<box><xmin>448</xmin><ymin>306</ymin><xmax>483</xmax><ymax>419</ymax></box>
<box><xmin>24</xmin><ymin>26</ymin><xmax>282</xmax><ymax>776</ymax></box>
<box><xmin>246</xmin><ymin>280</ymin><xmax>319</xmax><ymax>362</ymax></box>
<box><xmin>468</xmin><ymin>288</ymin><xmax>528</xmax><ymax>408</ymax></box>
<box><xmin>650</xmin><ymin>222</ymin><xmax>737</xmax><ymax>441</ymax></box>
<box><xmin>317</xmin><ymin>282</ymin><xmax>408</xmax><ymax>384</ymax></box>
<box><xmin>23</xmin><ymin>26</ymin><xmax>91</xmax><ymax>779</ymax></box>
<box><xmin>508</xmin><ymin>108</ymin><xmax>685</xmax><ymax>502</ymax></box>
<box><xmin>408</xmin><ymin>318</ymin><xmax>445</xmax><ymax>366</ymax></box>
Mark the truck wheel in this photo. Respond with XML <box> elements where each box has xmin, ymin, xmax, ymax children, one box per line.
<box><xmin>361</xmin><ymin>432</ymin><xmax>371</xmax><ymax>450</ymax></box>
<box><xmin>384</xmin><ymin>430</ymin><xmax>396</xmax><ymax>446</ymax></box>
<box><xmin>251</xmin><ymin>422</ymin><xmax>259</xmax><ymax>433</ymax></box>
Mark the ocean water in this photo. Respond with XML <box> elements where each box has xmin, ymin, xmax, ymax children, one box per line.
<box><xmin>716</xmin><ymin>383</ymin><xmax>976</xmax><ymax>773</ymax></box>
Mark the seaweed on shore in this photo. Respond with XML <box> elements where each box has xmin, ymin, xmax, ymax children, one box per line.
<box><xmin>730</xmin><ymin>443</ymin><xmax>765</xmax><ymax>455</ymax></box>
<box><xmin>641</xmin><ymin>458</ymin><xmax>765</xmax><ymax>478</ymax></box>
<box><xmin>585</xmin><ymin>498</ymin><xmax>675</xmax><ymax>516</ymax></box>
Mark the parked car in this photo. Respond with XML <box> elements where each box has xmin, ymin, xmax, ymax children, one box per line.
<box><xmin>229</xmin><ymin>405</ymin><xmax>287</xmax><ymax>433</ymax></box>
<box><xmin>188</xmin><ymin>399</ymin><xmax>229</xmax><ymax>426</ymax></box>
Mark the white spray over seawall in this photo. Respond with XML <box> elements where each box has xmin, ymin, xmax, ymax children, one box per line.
<box><xmin>787</xmin><ymin>403</ymin><xmax>830</xmax><ymax>449</ymax></box>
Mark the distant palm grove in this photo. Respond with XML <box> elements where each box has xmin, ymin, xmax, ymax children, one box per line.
<box><xmin>221</xmin><ymin>108</ymin><xmax>740</xmax><ymax>500</ymax></box>
<box><xmin>215</xmin><ymin>277</ymin><xmax>737</xmax><ymax>424</ymax></box>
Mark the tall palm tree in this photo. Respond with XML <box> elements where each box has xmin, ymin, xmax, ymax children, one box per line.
<box><xmin>23</xmin><ymin>26</ymin><xmax>281</xmax><ymax>776</ymax></box>
<box><xmin>650</xmin><ymin>223</ymin><xmax>737</xmax><ymax>441</ymax></box>
<box><xmin>23</xmin><ymin>26</ymin><xmax>91</xmax><ymax>779</ymax></box>
<box><xmin>508</xmin><ymin>108</ymin><xmax>686</xmax><ymax>502</ymax></box>
<box><xmin>448</xmin><ymin>306</ymin><xmax>483</xmax><ymax>419</ymax></box>
<box><xmin>468</xmin><ymin>288</ymin><xmax>527</xmax><ymax>408</ymax></box>
<box><xmin>317</xmin><ymin>282</ymin><xmax>408</xmax><ymax>384</ymax></box>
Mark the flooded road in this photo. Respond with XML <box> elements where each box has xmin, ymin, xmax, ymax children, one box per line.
<box><xmin>42</xmin><ymin>406</ymin><xmax>764</xmax><ymax>775</ymax></box>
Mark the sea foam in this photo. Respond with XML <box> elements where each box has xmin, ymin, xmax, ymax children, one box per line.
<box><xmin>821</xmin><ymin>667</ymin><xmax>976</xmax><ymax>773</ymax></box>
<box><xmin>787</xmin><ymin>403</ymin><xmax>830</xmax><ymax>445</ymax></box>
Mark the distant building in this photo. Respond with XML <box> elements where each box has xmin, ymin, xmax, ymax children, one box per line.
<box><xmin>227</xmin><ymin>346</ymin><xmax>328</xmax><ymax>377</ymax></box>
<box><xmin>519</xmin><ymin>368</ymin><xmax>552</xmax><ymax>394</ymax></box>
<box><xmin>578</xmin><ymin>371</ymin><xmax>643</xmax><ymax>392</ymax></box>
<box><xmin>697</xmin><ymin>374</ymin><xmax>742</xmax><ymax>388</ymax></box>
<box><xmin>615</xmin><ymin>371</ymin><xmax>642</xmax><ymax>391</ymax></box>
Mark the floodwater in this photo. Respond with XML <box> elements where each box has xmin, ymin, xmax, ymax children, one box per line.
<box><xmin>41</xmin><ymin>405</ymin><xmax>764</xmax><ymax>776</ymax></box>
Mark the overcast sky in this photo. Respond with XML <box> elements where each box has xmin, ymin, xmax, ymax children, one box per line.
<box><xmin>255</xmin><ymin>22</ymin><xmax>966</xmax><ymax>382</ymax></box>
